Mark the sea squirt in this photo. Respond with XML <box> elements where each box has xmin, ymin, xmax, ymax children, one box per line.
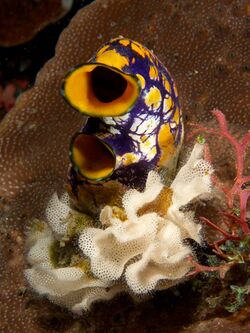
<box><xmin>61</xmin><ymin>37</ymin><xmax>183</xmax><ymax>190</ymax></box>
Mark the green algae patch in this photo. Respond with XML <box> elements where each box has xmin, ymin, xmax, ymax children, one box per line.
<box><xmin>49</xmin><ymin>240</ymin><xmax>77</xmax><ymax>268</ymax></box>
<box><xmin>49</xmin><ymin>211</ymin><xmax>94</xmax><ymax>274</ymax></box>
<box><xmin>66</xmin><ymin>211</ymin><xmax>94</xmax><ymax>238</ymax></box>
<box><xmin>225</xmin><ymin>285</ymin><xmax>249</xmax><ymax>313</ymax></box>
<box><xmin>49</xmin><ymin>239</ymin><xmax>93</xmax><ymax>276</ymax></box>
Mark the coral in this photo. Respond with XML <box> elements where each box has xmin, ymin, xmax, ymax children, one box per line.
<box><xmin>25</xmin><ymin>142</ymin><xmax>213</xmax><ymax>312</ymax></box>
<box><xmin>0</xmin><ymin>0</ymin><xmax>74</xmax><ymax>47</ymax></box>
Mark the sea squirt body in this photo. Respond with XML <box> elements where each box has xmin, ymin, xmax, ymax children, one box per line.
<box><xmin>62</xmin><ymin>37</ymin><xmax>183</xmax><ymax>188</ymax></box>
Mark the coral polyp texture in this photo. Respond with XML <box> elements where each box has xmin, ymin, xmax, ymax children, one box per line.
<box><xmin>0</xmin><ymin>0</ymin><xmax>74</xmax><ymax>46</ymax></box>
<box><xmin>25</xmin><ymin>143</ymin><xmax>213</xmax><ymax>313</ymax></box>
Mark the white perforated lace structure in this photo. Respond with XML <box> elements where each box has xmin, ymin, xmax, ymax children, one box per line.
<box><xmin>79</xmin><ymin>212</ymin><xmax>160</xmax><ymax>281</ymax></box>
<box><xmin>25</xmin><ymin>143</ymin><xmax>213</xmax><ymax>312</ymax></box>
<box><xmin>170</xmin><ymin>143</ymin><xmax>213</xmax><ymax>213</ymax></box>
<box><xmin>45</xmin><ymin>192</ymin><xmax>70</xmax><ymax>235</ymax></box>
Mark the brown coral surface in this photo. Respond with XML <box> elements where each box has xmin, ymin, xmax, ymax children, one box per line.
<box><xmin>0</xmin><ymin>0</ymin><xmax>74</xmax><ymax>47</ymax></box>
<box><xmin>0</xmin><ymin>0</ymin><xmax>249</xmax><ymax>332</ymax></box>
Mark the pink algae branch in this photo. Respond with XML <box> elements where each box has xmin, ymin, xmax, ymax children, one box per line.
<box><xmin>189</xmin><ymin>109</ymin><xmax>250</xmax><ymax>236</ymax></box>
<box><xmin>186</xmin><ymin>256</ymin><xmax>232</xmax><ymax>279</ymax></box>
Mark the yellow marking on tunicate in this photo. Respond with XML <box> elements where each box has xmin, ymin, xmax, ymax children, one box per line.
<box><xmin>173</xmin><ymin>83</ymin><xmax>178</xmax><ymax>97</ymax></box>
<box><xmin>110</xmin><ymin>37</ymin><xmax>121</xmax><ymax>43</ymax></box>
<box><xmin>146</xmin><ymin>51</ymin><xmax>153</xmax><ymax>60</ymax></box>
<box><xmin>97</xmin><ymin>44</ymin><xmax>110</xmax><ymax>56</ymax></box>
<box><xmin>132</xmin><ymin>57</ymin><xmax>135</xmax><ymax>64</ymax></box>
<box><xmin>122</xmin><ymin>153</ymin><xmax>139</xmax><ymax>166</ymax></box>
<box><xmin>163</xmin><ymin>96</ymin><xmax>173</xmax><ymax>112</ymax></box>
<box><xmin>136</xmin><ymin>41</ymin><xmax>152</xmax><ymax>58</ymax></box>
<box><xmin>136</xmin><ymin>74</ymin><xmax>145</xmax><ymax>89</ymax></box>
<box><xmin>172</xmin><ymin>107</ymin><xmax>183</xmax><ymax>142</ymax></box>
<box><xmin>116</xmin><ymin>155</ymin><xmax>122</xmax><ymax>163</ymax></box>
<box><xmin>132</xmin><ymin>41</ymin><xmax>155</xmax><ymax>63</ymax></box>
<box><xmin>144</xmin><ymin>48</ymin><xmax>155</xmax><ymax>63</ymax></box>
<box><xmin>173</xmin><ymin>106</ymin><xmax>181</xmax><ymax>123</ymax></box>
<box><xmin>131</xmin><ymin>42</ymin><xmax>146</xmax><ymax>58</ymax></box>
<box><xmin>157</xmin><ymin>123</ymin><xmax>175</xmax><ymax>167</ymax></box>
<box><xmin>145</xmin><ymin>86</ymin><xmax>162</xmax><ymax>109</ymax></box>
<box><xmin>163</xmin><ymin>76</ymin><xmax>170</xmax><ymax>92</ymax></box>
<box><xmin>140</xmin><ymin>137</ymin><xmax>151</xmax><ymax>148</ymax></box>
<box><xmin>96</xmin><ymin>49</ymin><xmax>129</xmax><ymax>69</ymax></box>
<box><xmin>150</xmin><ymin>147</ymin><xmax>157</xmax><ymax>155</ymax></box>
<box><xmin>119</xmin><ymin>39</ymin><xmax>130</xmax><ymax>47</ymax></box>
<box><xmin>149</xmin><ymin>65</ymin><xmax>159</xmax><ymax>80</ymax></box>
<box><xmin>140</xmin><ymin>135</ymin><xmax>148</xmax><ymax>143</ymax></box>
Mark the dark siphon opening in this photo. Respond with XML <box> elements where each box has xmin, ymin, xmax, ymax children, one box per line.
<box><xmin>91</xmin><ymin>66</ymin><xmax>127</xmax><ymax>103</ymax></box>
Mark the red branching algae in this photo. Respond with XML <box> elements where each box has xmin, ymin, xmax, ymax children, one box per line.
<box><xmin>188</xmin><ymin>110</ymin><xmax>249</xmax><ymax>276</ymax></box>
<box><xmin>190</xmin><ymin>110</ymin><xmax>250</xmax><ymax>235</ymax></box>
<box><xmin>187</xmin><ymin>255</ymin><xmax>232</xmax><ymax>279</ymax></box>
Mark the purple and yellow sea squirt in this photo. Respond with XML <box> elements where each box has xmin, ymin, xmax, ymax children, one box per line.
<box><xmin>61</xmin><ymin>37</ymin><xmax>183</xmax><ymax>191</ymax></box>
